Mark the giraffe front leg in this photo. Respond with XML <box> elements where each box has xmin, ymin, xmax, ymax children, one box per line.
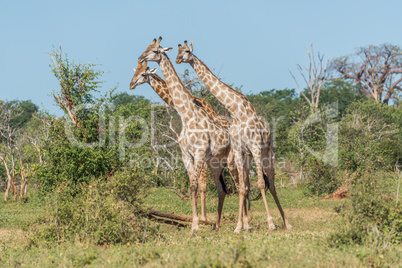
<box><xmin>253</xmin><ymin>150</ymin><xmax>276</xmax><ymax>231</ymax></box>
<box><xmin>190</xmin><ymin>160</ymin><xmax>205</xmax><ymax>233</ymax></box>
<box><xmin>234</xmin><ymin>153</ymin><xmax>246</xmax><ymax>233</ymax></box>
<box><xmin>241</xmin><ymin>154</ymin><xmax>252</xmax><ymax>231</ymax></box>
<box><xmin>199</xmin><ymin>164</ymin><xmax>208</xmax><ymax>221</ymax></box>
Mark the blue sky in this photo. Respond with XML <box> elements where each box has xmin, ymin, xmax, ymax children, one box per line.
<box><xmin>1</xmin><ymin>0</ymin><xmax>402</xmax><ymax>116</ymax></box>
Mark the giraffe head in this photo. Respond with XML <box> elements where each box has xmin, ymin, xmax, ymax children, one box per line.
<box><xmin>176</xmin><ymin>40</ymin><xmax>194</xmax><ymax>64</ymax></box>
<box><xmin>129</xmin><ymin>61</ymin><xmax>157</xmax><ymax>90</ymax></box>
<box><xmin>138</xmin><ymin>37</ymin><xmax>173</xmax><ymax>63</ymax></box>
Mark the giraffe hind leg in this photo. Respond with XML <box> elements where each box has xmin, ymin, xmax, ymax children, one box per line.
<box><xmin>262</xmin><ymin>150</ymin><xmax>292</xmax><ymax>230</ymax></box>
<box><xmin>209</xmin><ymin>166</ymin><xmax>226</xmax><ymax>231</ymax></box>
<box><xmin>266</xmin><ymin>176</ymin><xmax>292</xmax><ymax>230</ymax></box>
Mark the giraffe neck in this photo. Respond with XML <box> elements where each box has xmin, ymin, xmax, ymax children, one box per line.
<box><xmin>151</xmin><ymin>71</ymin><xmax>230</xmax><ymax>128</ymax></box>
<box><xmin>148</xmin><ymin>74</ymin><xmax>175</xmax><ymax>108</ymax></box>
<box><xmin>191</xmin><ymin>56</ymin><xmax>247</xmax><ymax>117</ymax></box>
<box><xmin>193</xmin><ymin>97</ymin><xmax>230</xmax><ymax>129</ymax></box>
<box><xmin>158</xmin><ymin>54</ymin><xmax>195</xmax><ymax>123</ymax></box>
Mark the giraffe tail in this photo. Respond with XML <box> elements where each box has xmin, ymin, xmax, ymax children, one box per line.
<box><xmin>219</xmin><ymin>171</ymin><xmax>228</xmax><ymax>194</ymax></box>
<box><xmin>263</xmin><ymin>170</ymin><xmax>270</xmax><ymax>190</ymax></box>
<box><xmin>247</xmin><ymin>192</ymin><xmax>251</xmax><ymax>210</ymax></box>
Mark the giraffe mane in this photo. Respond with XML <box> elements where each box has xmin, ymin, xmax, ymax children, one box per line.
<box><xmin>194</xmin><ymin>56</ymin><xmax>249</xmax><ymax>99</ymax></box>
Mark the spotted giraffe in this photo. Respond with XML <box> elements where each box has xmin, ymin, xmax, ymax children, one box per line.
<box><xmin>176</xmin><ymin>41</ymin><xmax>292</xmax><ymax>232</ymax></box>
<box><xmin>137</xmin><ymin>37</ymin><xmax>232</xmax><ymax>232</ymax></box>
<box><xmin>129</xmin><ymin>60</ymin><xmax>238</xmax><ymax>223</ymax></box>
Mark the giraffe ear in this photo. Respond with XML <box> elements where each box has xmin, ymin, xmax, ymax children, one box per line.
<box><xmin>162</xmin><ymin>47</ymin><xmax>173</xmax><ymax>53</ymax></box>
<box><xmin>149</xmin><ymin>68</ymin><xmax>158</xmax><ymax>74</ymax></box>
<box><xmin>189</xmin><ymin>41</ymin><xmax>194</xmax><ymax>53</ymax></box>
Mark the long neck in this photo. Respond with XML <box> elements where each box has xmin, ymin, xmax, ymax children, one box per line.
<box><xmin>193</xmin><ymin>97</ymin><xmax>230</xmax><ymax>128</ymax></box>
<box><xmin>158</xmin><ymin>54</ymin><xmax>195</xmax><ymax>123</ymax></box>
<box><xmin>151</xmin><ymin>70</ymin><xmax>229</xmax><ymax>128</ymax></box>
<box><xmin>148</xmin><ymin>74</ymin><xmax>175</xmax><ymax>108</ymax></box>
<box><xmin>191</xmin><ymin>56</ymin><xmax>250</xmax><ymax>117</ymax></box>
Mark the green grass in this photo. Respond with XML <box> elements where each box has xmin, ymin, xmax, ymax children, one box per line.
<box><xmin>1</xmin><ymin>187</ymin><xmax>401</xmax><ymax>267</ymax></box>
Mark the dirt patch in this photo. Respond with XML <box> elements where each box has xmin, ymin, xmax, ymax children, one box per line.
<box><xmin>0</xmin><ymin>228</ymin><xmax>27</xmax><ymax>249</ymax></box>
<box><xmin>323</xmin><ymin>185</ymin><xmax>350</xmax><ymax>200</ymax></box>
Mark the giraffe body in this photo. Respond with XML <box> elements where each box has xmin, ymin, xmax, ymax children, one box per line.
<box><xmin>130</xmin><ymin>61</ymin><xmax>237</xmax><ymax>222</ymax></box>
<box><xmin>137</xmin><ymin>37</ymin><xmax>233</xmax><ymax>231</ymax></box>
<box><xmin>177</xmin><ymin>41</ymin><xmax>292</xmax><ymax>232</ymax></box>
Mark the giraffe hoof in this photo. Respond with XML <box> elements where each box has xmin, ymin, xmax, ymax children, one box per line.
<box><xmin>285</xmin><ymin>224</ymin><xmax>293</xmax><ymax>230</ymax></box>
<box><xmin>284</xmin><ymin>219</ymin><xmax>292</xmax><ymax>230</ymax></box>
<box><xmin>211</xmin><ymin>225</ymin><xmax>220</xmax><ymax>232</ymax></box>
<box><xmin>268</xmin><ymin>224</ymin><xmax>276</xmax><ymax>231</ymax></box>
<box><xmin>244</xmin><ymin>227</ymin><xmax>252</xmax><ymax>232</ymax></box>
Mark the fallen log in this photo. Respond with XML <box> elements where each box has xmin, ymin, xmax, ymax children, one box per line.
<box><xmin>146</xmin><ymin>214</ymin><xmax>189</xmax><ymax>228</ymax></box>
<box><xmin>148</xmin><ymin>209</ymin><xmax>215</xmax><ymax>226</ymax></box>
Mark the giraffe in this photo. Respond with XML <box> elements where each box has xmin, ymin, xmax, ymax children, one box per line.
<box><xmin>176</xmin><ymin>41</ymin><xmax>292</xmax><ymax>232</ymax></box>
<box><xmin>137</xmin><ymin>37</ymin><xmax>232</xmax><ymax>232</ymax></box>
<box><xmin>129</xmin><ymin>60</ymin><xmax>237</xmax><ymax>222</ymax></box>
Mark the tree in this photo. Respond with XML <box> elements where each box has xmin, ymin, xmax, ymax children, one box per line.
<box><xmin>47</xmin><ymin>46</ymin><xmax>105</xmax><ymax>127</ymax></box>
<box><xmin>24</xmin><ymin>112</ymin><xmax>52</xmax><ymax>165</ymax></box>
<box><xmin>247</xmin><ymin>88</ymin><xmax>302</xmax><ymax>157</ymax></box>
<box><xmin>304</xmin><ymin>80</ymin><xmax>363</xmax><ymax>117</ymax></box>
<box><xmin>339</xmin><ymin>99</ymin><xmax>402</xmax><ymax>173</ymax></box>
<box><xmin>0</xmin><ymin>101</ymin><xmax>23</xmax><ymax>202</ymax></box>
<box><xmin>290</xmin><ymin>44</ymin><xmax>328</xmax><ymax>111</ymax></box>
<box><xmin>6</xmin><ymin>100</ymin><xmax>38</xmax><ymax>127</ymax></box>
<box><xmin>38</xmin><ymin>47</ymin><xmax>121</xmax><ymax>193</ymax></box>
<box><xmin>331</xmin><ymin>43</ymin><xmax>402</xmax><ymax>104</ymax></box>
<box><xmin>112</xmin><ymin>92</ymin><xmax>143</xmax><ymax>107</ymax></box>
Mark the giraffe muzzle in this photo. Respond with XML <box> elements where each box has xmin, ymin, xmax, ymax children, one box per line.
<box><xmin>129</xmin><ymin>81</ymin><xmax>137</xmax><ymax>90</ymax></box>
<box><xmin>138</xmin><ymin>54</ymin><xmax>147</xmax><ymax>63</ymax></box>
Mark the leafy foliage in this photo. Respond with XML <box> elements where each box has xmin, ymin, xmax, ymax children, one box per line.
<box><xmin>37</xmin><ymin>117</ymin><xmax>121</xmax><ymax>192</ymax></box>
<box><xmin>330</xmin><ymin>171</ymin><xmax>402</xmax><ymax>246</ymax></box>
<box><xmin>29</xmin><ymin>166</ymin><xmax>154</xmax><ymax>246</ymax></box>
<box><xmin>37</xmin><ymin>48</ymin><xmax>122</xmax><ymax>192</ymax></box>
<box><xmin>339</xmin><ymin>99</ymin><xmax>402</xmax><ymax>174</ymax></box>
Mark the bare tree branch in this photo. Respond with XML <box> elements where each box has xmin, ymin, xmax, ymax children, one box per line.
<box><xmin>290</xmin><ymin>43</ymin><xmax>328</xmax><ymax>111</ymax></box>
<box><xmin>331</xmin><ymin>43</ymin><xmax>402</xmax><ymax>104</ymax></box>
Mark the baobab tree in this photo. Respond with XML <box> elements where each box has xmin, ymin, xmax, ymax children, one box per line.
<box><xmin>331</xmin><ymin>43</ymin><xmax>402</xmax><ymax>104</ymax></box>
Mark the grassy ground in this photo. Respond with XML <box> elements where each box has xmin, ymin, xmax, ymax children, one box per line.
<box><xmin>0</xmin><ymin>186</ymin><xmax>401</xmax><ymax>267</ymax></box>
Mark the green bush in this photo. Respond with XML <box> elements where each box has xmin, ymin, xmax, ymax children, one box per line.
<box><xmin>330</xmin><ymin>171</ymin><xmax>402</xmax><ymax>246</ymax></box>
<box><xmin>339</xmin><ymin>99</ymin><xmax>402</xmax><ymax>174</ymax></box>
<box><xmin>302</xmin><ymin>158</ymin><xmax>339</xmax><ymax>197</ymax></box>
<box><xmin>288</xmin><ymin>102</ymin><xmax>340</xmax><ymax>196</ymax></box>
<box><xmin>28</xmin><ymin>165</ymin><xmax>156</xmax><ymax>246</ymax></box>
<box><xmin>36</xmin><ymin>115</ymin><xmax>122</xmax><ymax>194</ymax></box>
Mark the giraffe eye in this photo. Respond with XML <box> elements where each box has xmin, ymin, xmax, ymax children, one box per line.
<box><xmin>153</xmin><ymin>50</ymin><xmax>159</xmax><ymax>54</ymax></box>
<box><xmin>186</xmin><ymin>50</ymin><xmax>191</xmax><ymax>53</ymax></box>
<box><xmin>141</xmin><ymin>73</ymin><xmax>146</xmax><ymax>77</ymax></box>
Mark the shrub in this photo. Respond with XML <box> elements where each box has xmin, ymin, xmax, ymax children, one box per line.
<box><xmin>330</xmin><ymin>171</ymin><xmax>402</xmax><ymax>246</ymax></box>
<box><xmin>28</xmin><ymin>165</ymin><xmax>155</xmax><ymax>246</ymax></box>
<box><xmin>339</xmin><ymin>99</ymin><xmax>402</xmax><ymax>174</ymax></box>
<box><xmin>302</xmin><ymin>158</ymin><xmax>339</xmax><ymax>197</ymax></box>
<box><xmin>36</xmin><ymin>118</ymin><xmax>122</xmax><ymax>194</ymax></box>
